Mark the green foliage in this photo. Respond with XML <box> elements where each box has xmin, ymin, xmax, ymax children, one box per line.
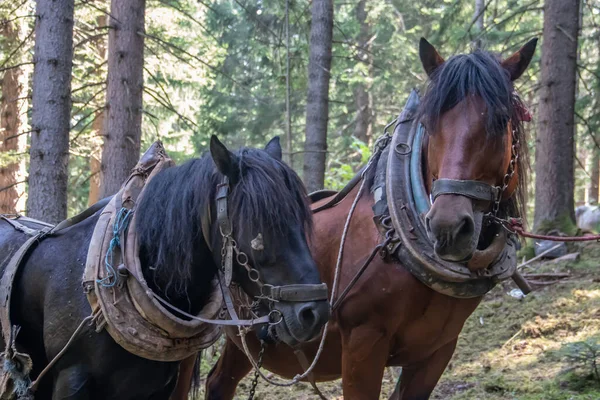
<box><xmin>325</xmin><ymin>137</ymin><xmax>371</xmax><ymax>190</ymax></box>
<box><xmin>535</xmin><ymin>212</ymin><xmax>579</xmax><ymax>236</ymax></box>
<box><xmin>557</xmin><ymin>340</ymin><xmax>600</xmax><ymax>384</ymax></box>
<box><xmin>3</xmin><ymin>0</ymin><xmax>600</xmax><ymax>224</ymax></box>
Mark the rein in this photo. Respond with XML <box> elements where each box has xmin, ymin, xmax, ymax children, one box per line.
<box><xmin>492</xmin><ymin>217</ymin><xmax>600</xmax><ymax>242</ymax></box>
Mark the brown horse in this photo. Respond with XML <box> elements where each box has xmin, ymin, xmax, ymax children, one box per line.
<box><xmin>173</xmin><ymin>38</ymin><xmax>537</xmax><ymax>400</ymax></box>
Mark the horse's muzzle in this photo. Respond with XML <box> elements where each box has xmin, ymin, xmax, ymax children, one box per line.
<box><xmin>273</xmin><ymin>299</ymin><xmax>330</xmax><ymax>345</ymax></box>
<box><xmin>425</xmin><ymin>195</ymin><xmax>483</xmax><ymax>261</ymax></box>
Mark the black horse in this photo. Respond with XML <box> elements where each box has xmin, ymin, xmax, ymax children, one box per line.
<box><xmin>0</xmin><ymin>136</ymin><xmax>329</xmax><ymax>399</ymax></box>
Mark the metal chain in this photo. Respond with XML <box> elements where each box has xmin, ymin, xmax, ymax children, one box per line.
<box><xmin>235</xmin><ymin>120</ymin><xmax>399</xmax><ymax>396</ymax></box>
<box><xmin>247</xmin><ymin>340</ymin><xmax>266</xmax><ymax>400</ymax></box>
<box><xmin>490</xmin><ymin>128</ymin><xmax>519</xmax><ymax>217</ymax></box>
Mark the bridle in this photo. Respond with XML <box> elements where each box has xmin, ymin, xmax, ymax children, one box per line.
<box><xmin>429</xmin><ymin>124</ymin><xmax>520</xmax><ymax>220</ymax></box>
<box><xmin>209</xmin><ymin>176</ymin><xmax>331</xmax><ymax>400</ymax></box>
<box><xmin>207</xmin><ymin>175</ymin><xmax>329</xmax><ymax>331</ymax></box>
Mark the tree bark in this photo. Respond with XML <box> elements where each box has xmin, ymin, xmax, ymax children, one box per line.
<box><xmin>589</xmin><ymin>149</ymin><xmax>599</xmax><ymax>204</ymax></box>
<box><xmin>0</xmin><ymin>21</ymin><xmax>25</xmax><ymax>214</ymax></box>
<box><xmin>100</xmin><ymin>0</ymin><xmax>145</xmax><ymax>198</ymax></box>
<box><xmin>88</xmin><ymin>12</ymin><xmax>107</xmax><ymax>206</ymax></box>
<box><xmin>472</xmin><ymin>0</ymin><xmax>485</xmax><ymax>48</ymax></box>
<box><xmin>533</xmin><ymin>0</ymin><xmax>580</xmax><ymax>233</ymax></box>
<box><xmin>302</xmin><ymin>0</ymin><xmax>333</xmax><ymax>193</ymax></box>
<box><xmin>27</xmin><ymin>0</ymin><xmax>75</xmax><ymax>223</ymax></box>
<box><xmin>88</xmin><ymin>114</ymin><xmax>104</xmax><ymax>206</ymax></box>
<box><xmin>352</xmin><ymin>0</ymin><xmax>372</xmax><ymax>146</ymax></box>
<box><xmin>589</xmin><ymin>28</ymin><xmax>600</xmax><ymax>206</ymax></box>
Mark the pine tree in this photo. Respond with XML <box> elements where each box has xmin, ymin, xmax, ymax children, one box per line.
<box><xmin>100</xmin><ymin>0</ymin><xmax>145</xmax><ymax>197</ymax></box>
<box><xmin>27</xmin><ymin>0</ymin><xmax>75</xmax><ymax>223</ymax></box>
<box><xmin>303</xmin><ymin>0</ymin><xmax>333</xmax><ymax>192</ymax></box>
<box><xmin>533</xmin><ymin>0</ymin><xmax>581</xmax><ymax>232</ymax></box>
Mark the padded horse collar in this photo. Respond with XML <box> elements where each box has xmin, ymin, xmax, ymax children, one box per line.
<box><xmin>384</xmin><ymin>89</ymin><xmax>522</xmax><ymax>298</ymax></box>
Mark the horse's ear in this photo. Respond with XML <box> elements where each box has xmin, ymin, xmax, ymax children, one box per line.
<box><xmin>210</xmin><ymin>135</ymin><xmax>240</xmax><ymax>182</ymax></box>
<box><xmin>264</xmin><ymin>136</ymin><xmax>282</xmax><ymax>160</ymax></box>
<box><xmin>501</xmin><ymin>38</ymin><xmax>538</xmax><ymax>81</ymax></box>
<box><xmin>419</xmin><ymin>38</ymin><xmax>445</xmax><ymax>77</ymax></box>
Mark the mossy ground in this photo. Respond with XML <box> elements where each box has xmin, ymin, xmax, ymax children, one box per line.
<box><xmin>194</xmin><ymin>241</ymin><xmax>600</xmax><ymax>399</ymax></box>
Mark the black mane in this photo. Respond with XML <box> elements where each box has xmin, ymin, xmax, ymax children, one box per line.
<box><xmin>419</xmin><ymin>49</ymin><xmax>529</xmax><ymax>220</ymax></box>
<box><xmin>135</xmin><ymin>147</ymin><xmax>313</xmax><ymax>297</ymax></box>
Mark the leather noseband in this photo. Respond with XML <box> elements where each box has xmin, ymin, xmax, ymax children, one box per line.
<box><xmin>431</xmin><ymin>179</ymin><xmax>500</xmax><ymax>203</ymax></box>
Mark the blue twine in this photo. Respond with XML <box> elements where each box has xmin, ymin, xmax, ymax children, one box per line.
<box><xmin>4</xmin><ymin>358</ymin><xmax>31</xmax><ymax>397</ymax></box>
<box><xmin>97</xmin><ymin>207</ymin><xmax>133</xmax><ymax>288</ymax></box>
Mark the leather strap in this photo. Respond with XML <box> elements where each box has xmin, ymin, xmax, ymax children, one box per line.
<box><xmin>216</xmin><ymin>177</ymin><xmax>234</xmax><ymax>286</ymax></box>
<box><xmin>0</xmin><ymin>231</ymin><xmax>48</xmax><ymax>345</ymax></box>
<box><xmin>216</xmin><ymin>177</ymin><xmax>232</xmax><ymax>237</ymax></box>
<box><xmin>263</xmin><ymin>283</ymin><xmax>328</xmax><ymax>302</ymax></box>
<box><xmin>311</xmin><ymin>165</ymin><xmax>367</xmax><ymax>213</ymax></box>
<box><xmin>146</xmin><ymin>271</ymin><xmax>271</xmax><ymax>327</ymax></box>
<box><xmin>0</xmin><ymin>217</ymin><xmax>45</xmax><ymax>237</ymax></box>
<box><xmin>431</xmin><ymin>178</ymin><xmax>500</xmax><ymax>202</ymax></box>
<box><xmin>50</xmin><ymin>196</ymin><xmax>111</xmax><ymax>233</ymax></box>
<box><xmin>294</xmin><ymin>349</ymin><xmax>327</xmax><ymax>400</ymax></box>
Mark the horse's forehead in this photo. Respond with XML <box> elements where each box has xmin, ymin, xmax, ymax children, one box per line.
<box><xmin>439</xmin><ymin>97</ymin><xmax>487</xmax><ymax>135</ymax></box>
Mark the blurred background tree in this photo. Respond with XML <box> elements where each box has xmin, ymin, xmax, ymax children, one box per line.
<box><xmin>0</xmin><ymin>0</ymin><xmax>596</xmax><ymax>236</ymax></box>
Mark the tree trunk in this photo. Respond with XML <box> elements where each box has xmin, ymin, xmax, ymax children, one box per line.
<box><xmin>0</xmin><ymin>21</ymin><xmax>25</xmax><ymax>214</ymax></box>
<box><xmin>88</xmin><ymin>115</ymin><xmax>103</xmax><ymax>206</ymax></box>
<box><xmin>302</xmin><ymin>0</ymin><xmax>333</xmax><ymax>193</ymax></box>
<box><xmin>533</xmin><ymin>0</ymin><xmax>580</xmax><ymax>233</ymax></box>
<box><xmin>352</xmin><ymin>0</ymin><xmax>372</xmax><ymax>146</ymax></box>
<box><xmin>100</xmin><ymin>0</ymin><xmax>145</xmax><ymax>198</ymax></box>
<box><xmin>88</xmin><ymin>12</ymin><xmax>107</xmax><ymax>206</ymax></box>
<box><xmin>27</xmin><ymin>0</ymin><xmax>75</xmax><ymax>223</ymax></box>
<box><xmin>472</xmin><ymin>0</ymin><xmax>485</xmax><ymax>48</ymax></box>
<box><xmin>589</xmin><ymin>27</ymin><xmax>600</xmax><ymax>206</ymax></box>
<box><xmin>589</xmin><ymin>149</ymin><xmax>599</xmax><ymax>204</ymax></box>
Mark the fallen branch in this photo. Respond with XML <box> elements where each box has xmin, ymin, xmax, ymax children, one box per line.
<box><xmin>522</xmin><ymin>273</ymin><xmax>570</xmax><ymax>279</ymax></box>
<box><xmin>517</xmin><ymin>243</ymin><xmax>563</xmax><ymax>271</ymax></box>
<box><xmin>526</xmin><ymin>279</ymin><xmax>565</xmax><ymax>286</ymax></box>
<box><xmin>502</xmin><ymin>328</ymin><xmax>523</xmax><ymax>349</ymax></box>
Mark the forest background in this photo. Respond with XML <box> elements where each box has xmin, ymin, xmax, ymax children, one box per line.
<box><xmin>0</xmin><ymin>0</ymin><xmax>594</xmax><ymax>236</ymax></box>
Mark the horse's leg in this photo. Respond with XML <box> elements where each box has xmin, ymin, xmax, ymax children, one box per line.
<box><xmin>205</xmin><ymin>338</ymin><xmax>252</xmax><ymax>400</ymax></box>
<box><xmin>169</xmin><ymin>355</ymin><xmax>197</xmax><ymax>400</ymax></box>
<box><xmin>389</xmin><ymin>339</ymin><xmax>457</xmax><ymax>400</ymax></box>
<box><xmin>52</xmin><ymin>365</ymin><xmax>91</xmax><ymax>400</ymax></box>
<box><xmin>340</xmin><ymin>325</ymin><xmax>390</xmax><ymax>400</ymax></box>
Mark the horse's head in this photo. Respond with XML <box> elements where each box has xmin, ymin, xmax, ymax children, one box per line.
<box><xmin>419</xmin><ymin>38</ymin><xmax>536</xmax><ymax>262</ymax></box>
<box><xmin>209</xmin><ymin>136</ymin><xmax>329</xmax><ymax>346</ymax></box>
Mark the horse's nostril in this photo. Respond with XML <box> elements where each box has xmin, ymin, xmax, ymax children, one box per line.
<box><xmin>457</xmin><ymin>215</ymin><xmax>474</xmax><ymax>238</ymax></box>
<box><xmin>298</xmin><ymin>305</ymin><xmax>317</xmax><ymax>328</ymax></box>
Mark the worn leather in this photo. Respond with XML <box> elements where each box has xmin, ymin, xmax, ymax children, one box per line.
<box><xmin>431</xmin><ymin>179</ymin><xmax>500</xmax><ymax>202</ymax></box>
<box><xmin>84</xmin><ymin>141</ymin><xmax>223</xmax><ymax>362</ymax></box>
<box><xmin>385</xmin><ymin>90</ymin><xmax>517</xmax><ymax>298</ymax></box>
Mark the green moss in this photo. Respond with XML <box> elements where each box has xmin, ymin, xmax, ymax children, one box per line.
<box><xmin>518</xmin><ymin>238</ymin><xmax>536</xmax><ymax>260</ymax></box>
<box><xmin>535</xmin><ymin>213</ymin><xmax>578</xmax><ymax>236</ymax></box>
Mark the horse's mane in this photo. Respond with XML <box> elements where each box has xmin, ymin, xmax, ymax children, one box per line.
<box><xmin>136</xmin><ymin>148</ymin><xmax>313</xmax><ymax>296</ymax></box>
<box><xmin>418</xmin><ymin>49</ymin><xmax>529</xmax><ymax>221</ymax></box>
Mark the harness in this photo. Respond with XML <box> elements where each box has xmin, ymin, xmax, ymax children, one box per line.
<box><xmin>312</xmin><ymin>89</ymin><xmax>530</xmax><ymax>301</ymax></box>
<box><xmin>0</xmin><ymin>199</ymin><xmax>111</xmax><ymax>399</ymax></box>
<box><xmin>0</xmin><ymin>141</ymin><xmax>328</xmax><ymax>399</ymax></box>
